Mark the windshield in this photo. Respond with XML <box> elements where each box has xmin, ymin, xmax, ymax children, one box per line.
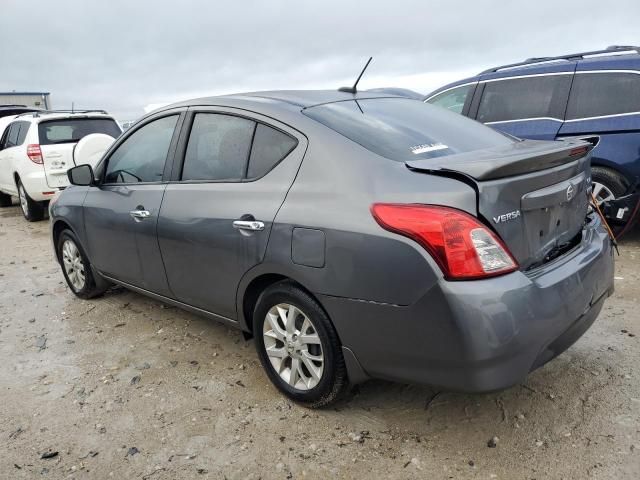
<box><xmin>303</xmin><ymin>98</ymin><xmax>514</xmax><ymax>162</ymax></box>
<box><xmin>38</xmin><ymin>118</ymin><xmax>122</xmax><ymax>145</ymax></box>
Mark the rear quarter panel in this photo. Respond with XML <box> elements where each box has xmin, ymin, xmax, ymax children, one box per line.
<box><xmin>238</xmin><ymin>123</ymin><xmax>478</xmax><ymax>319</ymax></box>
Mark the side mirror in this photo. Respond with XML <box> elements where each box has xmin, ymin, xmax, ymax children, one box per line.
<box><xmin>67</xmin><ymin>164</ymin><xmax>95</xmax><ymax>186</ymax></box>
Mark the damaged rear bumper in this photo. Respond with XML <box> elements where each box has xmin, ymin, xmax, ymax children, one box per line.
<box><xmin>321</xmin><ymin>215</ymin><xmax>614</xmax><ymax>391</ymax></box>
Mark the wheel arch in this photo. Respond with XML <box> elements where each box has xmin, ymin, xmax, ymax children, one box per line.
<box><xmin>238</xmin><ymin>268</ymin><xmax>369</xmax><ymax>385</ymax></box>
<box><xmin>237</xmin><ymin>268</ymin><xmax>331</xmax><ymax>337</ymax></box>
<box><xmin>52</xmin><ymin>219</ymin><xmax>76</xmax><ymax>262</ymax></box>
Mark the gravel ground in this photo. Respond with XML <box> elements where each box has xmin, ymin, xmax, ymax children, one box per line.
<box><xmin>0</xmin><ymin>203</ymin><xmax>639</xmax><ymax>479</ymax></box>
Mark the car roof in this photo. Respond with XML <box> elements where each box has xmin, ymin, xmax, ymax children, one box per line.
<box><xmin>426</xmin><ymin>46</ymin><xmax>640</xmax><ymax>99</ymax></box>
<box><xmin>168</xmin><ymin>89</ymin><xmax>406</xmax><ymax>109</ymax></box>
<box><xmin>0</xmin><ymin>105</ymin><xmax>42</xmax><ymax>118</ymax></box>
<box><xmin>10</xmin><ymin>111</ymin><xmax>115</xmax><ymax>123</ymax></box>
<box><xmin>148</xmin><ymin>89</ymin><xmax>414</xmax><ymax>125</ymax></box>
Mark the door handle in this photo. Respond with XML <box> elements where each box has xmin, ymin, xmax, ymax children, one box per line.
<box><xmin>129</xmin><ymin>209</ymin><xmax>151</xmax><ymax>221</ymax></box>
<box><xmin>233</xmin><ymin>220</ymin><xmax>265</xmax><ymax>231</ymax></box>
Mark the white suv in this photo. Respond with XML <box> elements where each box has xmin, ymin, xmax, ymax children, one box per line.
<box><xmin>0</xmin><ymin>111</ymin><xmax>121</xmax><ymax>221</ymax></box>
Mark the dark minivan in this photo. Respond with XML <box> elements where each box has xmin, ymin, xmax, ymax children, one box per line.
<box><xmin>426</xmin><ymin>45</ymin><xmax>640</xmax><ymax>207</ymax></box>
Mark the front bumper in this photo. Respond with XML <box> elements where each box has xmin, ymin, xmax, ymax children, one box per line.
<box><xmin>320</xmin><ymin>215</ymin><xmax>615</xmax><ymax>391</ymax></box>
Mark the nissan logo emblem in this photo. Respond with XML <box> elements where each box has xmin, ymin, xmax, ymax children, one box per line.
<box><xmin>566</xmin><ymin>184</ymin><xmax>575</xmax><ymax>202</ymax></box>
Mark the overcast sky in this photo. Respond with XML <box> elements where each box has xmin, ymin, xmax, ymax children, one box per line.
<box><xmin>1</xmin><ymin>0</ymin><xmax>639</xmax><ymax>120</ymax></box>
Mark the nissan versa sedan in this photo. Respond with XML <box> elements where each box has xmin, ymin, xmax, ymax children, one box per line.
<box><xmin>50</xmin><ymin>90</ymin><xmax>614</xmax><ymax>407</ymax></box>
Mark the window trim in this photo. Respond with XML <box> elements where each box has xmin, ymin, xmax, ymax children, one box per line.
<box><xmin>99</xmin><ymin>110</ymin><xmax>185</xmax><ymax>186</ymax></box>
<box><xmin>171</xmin><ymin>108</ymin><xmax>300</xmax><ymax>185</ymax></box>
<box><xmin>424</xmin><ymin>81</ymin><xmax>476</xmax><ymax>103</ymax></box>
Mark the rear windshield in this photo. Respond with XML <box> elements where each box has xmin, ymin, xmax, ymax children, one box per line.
<box><xmin>38</xmin><ymin>118</ymin><xmax>121</xmax><ymax>145</ymax></box>
<box><xmin>303</xmin><ymin>98</ymin><xmax>514</xmax><ymax>162</ymax></box>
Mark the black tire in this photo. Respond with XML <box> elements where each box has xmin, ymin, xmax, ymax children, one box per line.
<box><xmin>253</xmin><ymin>281</ymin><xmax>348</xmax><ymax>408</ymax></box>
<box><xmin>592</xmin><ymin>166</ymin><xmax>629</xmax><ymax>201</ymax></box>
<box><xmin>17</xmin><ymin>179</ymin><xmax>45</xmax><ymax>221</ymax></box>
<box><xmin>0</xmin><ymin>191</ymin><xmax>12</xmax><ymax>207</ymax></box>
<box><xmin>57</xmin><ymin>229</ymin><xmax>110</xmax><ymax>299</ymax></box>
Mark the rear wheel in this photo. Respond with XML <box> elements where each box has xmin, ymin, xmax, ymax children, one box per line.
<box><xmin>57</xmin><ymin>229</ymin><xmax>110</xmax><ymax>299</ymax></box>
<box><xmin>253</xmin><ymin>282</ymin><xmax>348</xmax><ymax>408</ymax></box>
<box><xmin>17</xmin><ymin>179</ymin><xmax>45</xmax><ymax>221</ymax></box>
<box><xmin>0</xmin><ymin>191</ymin><xmax>12</xmax><ymax>207</ymax></box>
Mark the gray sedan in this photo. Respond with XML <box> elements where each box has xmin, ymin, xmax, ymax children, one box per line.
<box><xmin>50</xmin><ymin>90</ymin><xmax>614</xmax><ymax>407</ymax></box>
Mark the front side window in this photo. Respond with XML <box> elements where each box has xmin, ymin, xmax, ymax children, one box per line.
<box><xmin>38</xmin><ymin>118</ymin><xmax>121</xmax><ymax>145</ymax></box>
<box><xmin>104</xmin><ymin>115</ymin><xmax>178</xmax><ymax>184</ymax></box>
<box><xmin>426</xmin><ymin>84</ymin><xmax>473</xmax><ymax>114</ymax></box>
<box><xmin>477</xmin><ymin>75</ymin><xmax>572</xmax><ymax>123</ymax></box>
<box><xmin>566</xmin><ymin>72</ymin><xmax>640</xmax><ymax>120</ymax></box>
<box><xmin>182</xmin><ymin>113</ymin><xmax>255</xmax><ymax>181</ymax></box>
<box><xmin>303</xmin><ymin>97</ymin><xmax>513</xmax><ymax>162</ymax></box>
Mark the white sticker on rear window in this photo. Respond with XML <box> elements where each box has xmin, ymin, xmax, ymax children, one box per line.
<box><xmin>410</xmin><ymin>142</ymin><xmax>449</xmax><ymax>155</ymax></box>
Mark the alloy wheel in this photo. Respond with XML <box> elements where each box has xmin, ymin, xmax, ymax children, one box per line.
<box><xmin>262</xmin><ymin>303</ymin><xmax>324</xmax><ymax>391</ymax></box>
<box><xmin>62</xmin><ymin>239</ymin><xmax>86</xmax><ymax>291</ymax></box>
<box><xmin>18</xmin><ymin>184</ymin><xmax>28</xmax><ymax>217</ymax></box>
<box><xmin>592</xmin><ymin>181</ymin><xmax>616</xmax><ymax>205</ymax></box>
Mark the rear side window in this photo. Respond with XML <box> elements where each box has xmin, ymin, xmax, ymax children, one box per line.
<box><xmin>566</xmin><ymin>72</ymin><xmax>640</xmax><ymax>120</ymax></box>
<box><xmin>247</xmin><ymin>124</ymin><xmax>297</xmax><ymax>179</ymax></box>
<box><xmin>1</xmin><ymin>121</ymin><xmax>29</xmax><ymax>148</ymax></box>
<box><xmin>182</xmin><ymin>113</ymin><xmax>255</xmax><ymax>181</ymax></box>
<box><xmin>7</xmin><ymin>123</ymin><xmax>21</xmax><ymax>147</ymax></box>
<box><xmin>104</xmin><ymin>115</ymin><xmax>178</xmax><ymax>184</ymax></box>
<box><xmin>477</xmin><ymin>75</ymin><xmax>572</xmax><ymax>123</ymax></box>
<box><xmin>426</xmin><ymin>84</ymin><xmax>473</xmax><ymax>114</ymax></box>
<box><xmin>38</xmin><ymin>118</ymin><xmax>121</xmax><ymax>145</ymax></box>
<box><xmin>303</xmin><ymin>98</ymin><xmax>513</xmax><ymax>162</ymax></box>
<box><xmin>16</xmin><ymin>121</ymin><xmax>30</xmax><ymax>145</ymax></box>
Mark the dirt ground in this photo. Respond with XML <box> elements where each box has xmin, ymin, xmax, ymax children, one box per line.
<box><xmin>0</xmin><ymin>203</ymin><xmax>638</xmax><ymax>480</ymax></box>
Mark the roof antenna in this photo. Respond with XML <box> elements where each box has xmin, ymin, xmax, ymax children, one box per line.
<box><xmin>339</xmin><ymin>57</ymin><xmax>373</xmax><ymax>94</ymax></box>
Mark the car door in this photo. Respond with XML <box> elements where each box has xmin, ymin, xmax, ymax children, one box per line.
<box><xmin>82</xmin><ymin>111</ymin><xmax>184</xmax><ymax>295</ymax></box>
<box><xmin>157</xmin><ymin>108</ymin><xmax>306</xmax><ymax>319</ymax></box>
<box><xmin>0</xmin><ymin>121</ymin><xmax>28</xmax><ymax>193</ymax></box>
<box><xmin>473</xmin><ymin>69</ymin><xmax>575</xmax><ymax>140</ymax></box>
<box><xmin>557</xmin><ymin>70</ymin><xmax>640</xmax><ymax>175</ymax></box>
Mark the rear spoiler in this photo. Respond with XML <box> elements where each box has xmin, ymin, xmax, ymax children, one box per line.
<box><xmin>405</xmin><ymin>139</ymin><xmax>593</xmax><ymax>181</ymax></box>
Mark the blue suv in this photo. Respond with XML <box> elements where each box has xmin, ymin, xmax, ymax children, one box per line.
<box><xmin>426</xmin><ymin>46</ymin><xmax>640</xmax><ymax>206</ymax></box>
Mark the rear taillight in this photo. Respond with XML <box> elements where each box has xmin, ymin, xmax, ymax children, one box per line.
<box><xmin>27</xmin><ymin>144</ymin><xmax>43</xmax><ymax>164</ymax></box>
<box><xmin>371</xmin><ymin>203</ymin><xmax>518</xmax><ymax>280</ymax></box>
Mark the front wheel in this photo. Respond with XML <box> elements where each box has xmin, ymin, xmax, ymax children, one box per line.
<box><xmin>253</xmin><ymin>282</ymin><xmax>348</xmax><ymax>408</ymax></box>
<box><xmin>17</xmin><ymin>179</ymin><xmax>45</xmax><ymax>221</ymax></box>
<box><xmin>57</xmin><ymin>230</ymin><xmax>110</xmax><ymax>299</ymax></box>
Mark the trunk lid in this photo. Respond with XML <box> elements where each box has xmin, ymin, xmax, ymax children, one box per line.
<box><xmin>40</xmin><ymin>143</ymin><xmax>76</xmax><ymax>188</ymax></box>
<box><xmin>406</xmin><ymin>139</ymin><xmax>593</xmax><ymax>270</ymax></box>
